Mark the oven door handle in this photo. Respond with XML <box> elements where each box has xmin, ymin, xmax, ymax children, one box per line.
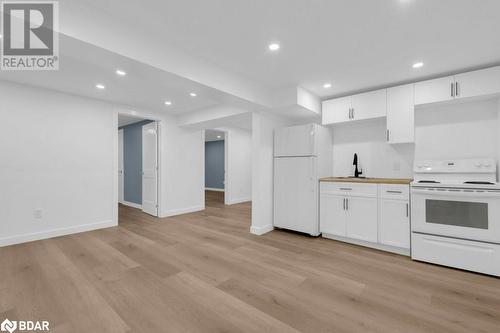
<box><xmin>412</xmin><ymin>188</ymin><xmax>500</xmax><ymax>198</ymax></box>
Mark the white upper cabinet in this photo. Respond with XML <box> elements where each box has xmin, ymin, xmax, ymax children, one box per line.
<box><xmin>322</xmin><ymin>89</ymin><xmax>386</xmax><ymax>125</ymax></box>
<box><xmin>455</xmin><ymin>66</ymin><xmax>500</xmax><ymax>99</ymax></box>
<box><xmin>386</xmin><ymin>84</ymin><xmax>415</xmax><ymax>144</ymax></box>
<box><xmin>351</xmin><ymin>89</ymin><xmax>387</xmax><ymax>121</ymax></box>
<box><xmin>414</xmin><ymin>76</ymin><xmax>455</xmax><ymax>105</ymax></box>
<box><xmin>321</xmin><ymin>96</ymin><xmax>351</xmax><ymax>125</ymax></box>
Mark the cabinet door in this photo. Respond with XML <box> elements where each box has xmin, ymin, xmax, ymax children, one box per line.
<box><xmin>320</xmin><ymin>194</ymin><xmax>346</xmax><ymax>236</ymax></box>
<box><xmin>346</xmin><ymin>196</ymin><xmax>378</xmax><ymax>242</ymax></box>
<box><xmin>387</xmin><ymin>84</ymin><xmax>415</xmax><ymax>144</ymax></box>
<box><xmin>414</xmin><ymin>76</ymin><xmax>455</xmax><ymax>105</ymax></box>
<box><xmin>455</xmin><ymin>66</ymin><xmax>500</xmax><ymax>99</ymax></box>
<box><xmin>351</xmin><ymin>89</ymin><xmax>387</xmax><ymax>121</ymax></box>
<box><xmin>322</xmin><ymin>96</ymin><xmax>351</xmax><ymax>125</ymax></box>
<box><xmin>379</xmin><ymin>199</ymin><xmax>410</xmax><ymax>249</ymax></box>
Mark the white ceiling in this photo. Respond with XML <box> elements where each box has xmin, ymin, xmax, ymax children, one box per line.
<box><xmin>68</xmin><ymin>0</ymin><xmax>500</xmax><ymax>98</ymax></box>
<box><xmin>205</xmin><ymin>129</ymin><xmax>225</xmax><ymax>142</ymax></box>
<box><xmin>0</xmin><ymin>35</ymin><xmax>226</xmax><ymax>115</ymax></box>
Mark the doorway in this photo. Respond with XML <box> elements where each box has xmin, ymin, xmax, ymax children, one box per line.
<box><xmin>204</xmin><ymin>129</ymin><xmax>226</xmax><ymax>206</ymax></box>
<box><xmin>118</xmin><ymin>114</ymin><xmax>159</xmax><ymax>217</ymax></box>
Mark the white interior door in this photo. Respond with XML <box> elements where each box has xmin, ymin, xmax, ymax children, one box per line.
<box><xmin>118</xmin><ymin>129</ymin><xmax>124</xmax><ymax>204</ymax></box>
<box><xmin>142</xmin><ymin>122</ymin><xmax>158</xmax><ymax>216</ymax></box>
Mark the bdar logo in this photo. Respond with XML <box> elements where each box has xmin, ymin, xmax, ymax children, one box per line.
<box><xmin>0</xmin><ymin>319</ymin><xmax>17</xmax><ymax>333</ymax></box>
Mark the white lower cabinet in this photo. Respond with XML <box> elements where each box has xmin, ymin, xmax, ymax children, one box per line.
<box><xmin>379</xmin><ymin>199</ymin><xmax>410</xmax><ymax>248</ymax></box>
<box><xmin>346</xmin><ymin>196</ymin><xmax>378</xmax><ymax>242</ymax></box>
<box><xmin>320</xmin><ymin>182</ymin><xmax>410</xmax><ymax>255</ymax></box>
<box><xmin>319</xmin><ymin>194</ymin><xmax>346</xmax><ymax>236</ymax></box>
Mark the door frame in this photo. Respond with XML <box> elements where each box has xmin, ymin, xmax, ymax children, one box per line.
<box><xmin>118</xmin><ymin>128</ymin><xmax>124</xmax><ymax>204</ymax></box>
<box><xmin>202</xmin><ymin>129</ymin><xmax>229</xmax><ymax>206</ymax></box>
<box><xmin>113</xmin><ymin>110</ymin><xmax>163</xmax><ymax>225</ymax></box>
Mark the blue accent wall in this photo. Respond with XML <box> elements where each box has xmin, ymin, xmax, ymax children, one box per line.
<box><xmin>119</xmin><ymin>120</ymin><xmax>153</xmax><ymax>204</ymax></box>
<box><xmin>205</xmin><ymin>140</ymin><xmax>225</xmax><ymax>189</ymax></box>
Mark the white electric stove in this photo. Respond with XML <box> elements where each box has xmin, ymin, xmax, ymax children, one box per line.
<box><xmin>410</xmin><ymin>158</ymin><xmax>500</xmax><ymax>276</ymax></box>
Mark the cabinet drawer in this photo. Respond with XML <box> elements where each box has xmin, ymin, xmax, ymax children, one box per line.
<box><xmin>320</xmin><ymin>182</ymin><xmax>377</xmax><ymax>197</ymax></box>
<box><xmin>379</xmin><ymin>184</ymin><xmax>409</xmax><ymax>200</ymax></box>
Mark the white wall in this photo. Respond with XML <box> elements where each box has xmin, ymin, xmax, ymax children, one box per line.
<box><xmin>414</xmin><ymin>99</ymin><xmax>498</xmax><ymax>160</ymax></box>
<box><xmin>0</xmin><ymin>80</ymin><xmax>205</xmax><ymax>246</ymax></box>
<box><xmin>0</xmin><ymin>81</ymin><xmax>116</xmax><ymax>246</ymax></box>
<box><xmin>164</xmin><ymin>120</ymin><xmax>204</xmax><ymax>216</ymax></box>
<box><xmin>225</xmin><ymin>128</ymin><xmax>252</xmax><ymax>204</ymax></box>
<box><xmin>332</xmin><ymin>118</ymin><xmax>415</xmax><ymax>178</ymax></box>
<box><xmin>250</xmin><ymin>112</ymin><xmax>294</xmax><ymax>235</ymax></box>
<box><xmin>331</xmin><ymin>99</ymin><xmax>499</xmax><ymax>179</ymax></box>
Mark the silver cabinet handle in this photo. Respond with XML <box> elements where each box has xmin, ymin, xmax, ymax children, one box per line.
<box><xmin>386</xmin><ymin>190</ymin><xmax>402</xmax><ymax>194</ymax></box>
<box><xmin>386</xmin><ymin>130</ymin><xmax>390</xmax><ymax>142</ymax></box>
<box><xmin>352</xmin><ymin>108</ymin><xmax>354</xmax><ymax>119</ymax></box>
<box><xmin>346</xmin><ymin>198</ymin><xmax>349</xmax><ymax>210</ymax></box>
<box><xmin>455</xmin><ymin>82</ymin><xmax>459</xmax><ymax>97</ymax></box>
<box><xmin>340</xmin><ymin>188</ymin><xmax>352</xmax><ymax>191</ymax></box>
<box><xmin>406</xmin><ymin>203</ymin><xmax>409</xmax><ymax>217</ymax></box>
<box><xmin>343</xmin><ymin>198</ymin><xmax>346</xmax><ymax>210</ymax></box>
<box><xmin>451</xmin><ymin>82</ymin><xmax>454</xmax><ymax>97</ymax></box>
<box><xmin>348</xmin><ymin>108</ymin><xmax>351</xmax><ymax>119</ymax></box>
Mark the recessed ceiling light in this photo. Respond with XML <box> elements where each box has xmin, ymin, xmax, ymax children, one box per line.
<box><xmin>323</xmin><ymin>83</ymin><xmax>332</xmax><ymax>89</ymax></box>
<box><xmin>217</xmin><ymin>135</ymin><xmax>222</xmax><ymax>139</ymax></box>
<box><xmin>412</xmin><ymin>62</ymin><xmax>424</xmax><ymax>69</ymax></box>
<box><xmin>189</xmin><ymin>92</ymin><xmax>197</xmax><ymax>97</ymax></box>
<box><xmin>95</xmin><ymin>84</ymin><xmax>105</xmax><ymax>90</ymax></box>
<box><xmin>268</xmin><ymin>43</ymin><xmax>280</xmax><ymax>51</ymax></box>
<box><xmin>116</xmin><ymin>69</ymin><xmax>126</xmax><ymax>76</ymax></box>
<box><xmin>164</xmin><ymin>100</ymin><xmax>172</xmax><ymax>106</ymax></box>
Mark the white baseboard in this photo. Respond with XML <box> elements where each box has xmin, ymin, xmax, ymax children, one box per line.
<box><xmin>205</xmin><ymin>187</ymin><xmax>225</xmax><ymax>192</ymax></box>
<box><xmin>250</xmin><ymin>224</ymin><xmax>274</xmax><ymax>236</ymax></box>
<box><xmin>322</xmin><ymin>233</ymin><xmax>410</xmax><ymax>256</ymax></box>
<box><xmin>121</xmin><ymin>201</ymin><xmax>142</xmax><ymax>209</ymax></box>
<box><xmin>165</xmin><ymin>205</ymin><xmax>204</xmax><ymax>217</ymax></box>
<box><xmin>0</xmin><ymin>220</ymin><xmax>116</xmax><ymax>247</ymax></box>
<box><xmin>226</xmin><ymin>197</ymin><xmax>252</xmax><ymax>205</ymax></box>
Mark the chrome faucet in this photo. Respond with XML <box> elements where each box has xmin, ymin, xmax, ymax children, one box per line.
<box><xmin>353</xmin><ymin>153</ymin><xmax>363</xmax><ymax>178</ymax></box>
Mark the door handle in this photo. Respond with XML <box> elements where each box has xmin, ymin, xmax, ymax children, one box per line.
<box><xmin>343</xmin><ymin>198</ymin><xmax>346</xmax><ymax>210</ymax></box>
<box><xmin>451</xmin><ymin>82</ymin><xmax>454</xmax><ymax>97</ymax></box>
<box><xmin>386</xmin><ymin>130</ymin><xmax>390</xmax><ymax>142</ymax></box>
<box><xmin>406</xmin><ymin>203</ymin><xmax>409</xmax><ymax>217</ymax></box>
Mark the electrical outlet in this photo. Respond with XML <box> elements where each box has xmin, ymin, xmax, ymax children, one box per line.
<box><xmin>34</xmin><ymin>209</ymin><xmax>43</xmax><ymax>219</ymax></box>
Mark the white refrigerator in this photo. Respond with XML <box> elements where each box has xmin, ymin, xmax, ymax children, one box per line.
<box><xmin>274</xmin><ymin>124</ymin><xmax>332</xmax><ymax>236</ymax></box>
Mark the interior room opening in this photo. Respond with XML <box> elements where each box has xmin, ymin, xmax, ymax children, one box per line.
<box><xmin>118</xmin><ymin>114</ymin><xmax>159</xmax><ymax>221</ymax></box>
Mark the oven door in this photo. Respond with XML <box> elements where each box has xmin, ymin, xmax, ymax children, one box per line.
<box><xmin>411</xmin><ymin>187</ymin><xmax>500</xmax><ymax>244</ymax></box>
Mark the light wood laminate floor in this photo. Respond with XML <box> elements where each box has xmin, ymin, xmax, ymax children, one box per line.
<box><xmin>1</xmin><ymin>200</ymin><xmax>499</xmax><ymax>332</ymax></box>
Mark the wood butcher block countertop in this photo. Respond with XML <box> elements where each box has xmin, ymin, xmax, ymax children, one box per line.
<box><xmin>320</xmin><ymin>177</ymin><xmax>413</xmax><ymax>185</ymax></box>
